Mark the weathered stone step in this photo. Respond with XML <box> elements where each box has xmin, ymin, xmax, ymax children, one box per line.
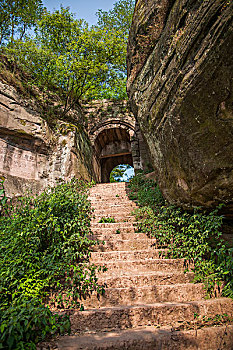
<box><xmin>94</xmin><ymin>238</ymin><xmax>157</xmax><ymax>251</ymax></box>
<box><xmin>91</xmin><ymin>250</ymin><xmax>166</xmax><ymax>262</ymax></box>
<box><xmin>92</xmin><ymin>203</ymin><xmax>136</xmax><ymax>211</ymax></box>
<box><xmin>89</xmin><ymin>195</ymin><xmax>129</xmax><ymax>200</ymax></box>
<box><xmin>89</xmin><ymin>198</ymin><xmax>135</xmax><ymax>203</ymax></box>
<box><xmin>90</xmin><ymin>231</ymin><xmax>148</xmax><ymax>242</ymax></box>
<box><xmin>93</xmin><ymin>208</ymin><xmax>134</xmax><ymax>216</ymax></box>
<box><xmin>91</xmin><ymin>223</ymin><xmax>136</xmax><ymax>230</ymax></box>
<box><xmin>96</xmin><ymin>258</ymin><xmax>189</xmax><ymax>274</ymax></box>
<box><xmin>83</xmin><ymin>283</ymin><xmax>205</xmax><ymax>308</ymax></box>
<box><xmin>98</xmin><ymin>271</ymin><xmax>195</xmax><ymax>288</ymax></box>
<box><xmin>89</xmin><ymin>188</ymin><xmax>127</xmax><ymax>192</ymax></box>
<box><xmin>49</xmin><ymin>325</ymin><xmax>233</xmax><ymax>350</ymax></box>
<box><xmin>89</xmin><ymin>186</ymin><xmax>127</xmax><ymax>192</ymax></box>
<box><xmin>68</xmin><ymin>298</ymin><xmax>233</xmax><ymax>333</ymax></box>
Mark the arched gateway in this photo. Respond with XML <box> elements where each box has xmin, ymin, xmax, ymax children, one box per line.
<box><xmin>89</xmin><ymin>118</ymin><xmax>148</xmax><ymax>183</ymax></box>
<box><xmin>84</xmin><ymin>100</ymin><xmax>151</xmax><ymax>183</ymax></box>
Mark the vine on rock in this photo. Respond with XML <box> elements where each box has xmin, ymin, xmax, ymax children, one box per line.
<box><xmin>128</xmin><ymin>172</ymin><xmax>233</xmax><ymax>299</ymax></box>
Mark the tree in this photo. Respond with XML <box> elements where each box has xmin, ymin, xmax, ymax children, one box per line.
<box><xmin>2</xmin><ymin>1</ymin><xmax>135</xmax><ymax>114</ymax></box>
<box><xmin>0</xmin><ymin>0</ymin><xmax>44</xmax><ymax>45</ymax></box>
<box><xmin>95</xmin><ymin>0</ymin><xmax>135</xmax><ymax>98</ymax></box>
<box><xmin>110</xmin><ymin>164</ymin><xmax>134</xmax><ymax>182</ymax></box>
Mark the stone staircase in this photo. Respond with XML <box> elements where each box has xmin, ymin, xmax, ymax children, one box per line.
<box><xmin>54</xmin><ymin>183</ymin><xmax>233</xmax><ymax>349</ymax></box>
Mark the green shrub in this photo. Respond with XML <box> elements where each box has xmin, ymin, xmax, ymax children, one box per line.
<box><xmin>0</xmin><ymin>177</ymin><xmax>7</xmax><ymax>215</ymax></box>
<box><xmin>128</xmin><ymin>172</ymin><xmax>164</xmax><ymax>207</ymax></box>
<box><xmin>129</xmin><ymin>173</ymin><xmax>233</xmax><ymax>299</ymax></box>
<box><xmin>98</xmin><ymin>216</ymin><xmax>115</xmax><ymax>223</ymax></box>
<box><xmin>0</xmin><ymin>179</ymin><xmax>105</xmax><ymax>349</ymax></box>
<box><xmin>0</xmin><ymin>298</ymin><xmax>70</xmax><ymax>350</ymax></box>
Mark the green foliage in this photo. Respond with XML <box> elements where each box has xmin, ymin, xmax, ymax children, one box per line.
<box><xmin>1</xmin><ymin>0</ymin><xmax>135</xmax><ymax>107</ymax></box>
<box><xmin>110</xmin><ymin>164</ymin><xmax>134</xmax><ymax>183</ymax></box>
<box><xmin>128</xmin><ymin>172</ymin><xmax>164</xmax><ymax>207</ymax></box>
<box><xmin>0</xmin><ymin>0</ymin><xmax>44</xmax><ymax>45</ymax></box>
<box><xmin>0</xmin><ymin>177</ymin><xmax>7</xmax><ymax>214</ymax></box>
<box><xmin>129</xmin><ymin>173</ymin><xmax>233</xmax><ymax>299</ymax></box>
<box><xmin>96</xmin><ymin>0</ymin><xmax>135</xmax><ymax>41</ymax></box>
<box><xmin>0</xmin><ymin>179</ymin><xmax>105</xmax><ymax>348</ymax></box>
<box><xmin>95</xmin><ymin>0</ymin><xmax>135</xmax><ymax>98</ymax></box>
<box><xmin>0</xmin><ymin>299</ymin><xmax>70</xmax><ymax>349</ymax></box>
<box><xmin>98</xmin><ymin>216</ymin><xmax>116</xmax><ymax>223</ymax></box>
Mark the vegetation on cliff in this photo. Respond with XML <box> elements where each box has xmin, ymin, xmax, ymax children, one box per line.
<box><xmin>128</xmin><ymin>173</ymin><xmax>233</xmax><ymax>299</ymax></box>
<box><xmin>0</xmin><ymin>179</ymin><xmax>105</xmax><ymax>349</ymax></box>
<box><xmin>0</xmin><ymin>0</ymin><xmax>134</xmax><ymax>108</ymax></box>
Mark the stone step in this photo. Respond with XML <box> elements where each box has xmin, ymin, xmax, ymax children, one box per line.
<box><xmin>89</xmin><ymin>198</ymin><xmax>136</xmax><ymax>203</ymax></box>
<box><xmin>89</xmin><ymin>189</ymin><xmax>128</xmax><ymax>194</ymax></box>
<box><xmin>93</xmin><ymin>208</ymin><xmax>134</xmax><ymax>215</ymax></box>
<box><xmin>48</xmin><ymin>325</ymin><xmax>233</xmax><ymax>350</ymax></box>
<box><xmin>89</xmin><ymin>196</ymin><xmax>129</xmax><ymax>201</ymax></box>
<box><xmin>90</xmin><ymin>181</ymin><xmax>127</xmax><ymax>190</ymax></box>
<box><xmin>93</xmin><ymin>238</ymin><xmax>157</xmax><ymax>251</ymax></box>
<box><xmin>98</xmin><ymin>271</ymin><xmax>195</xmax><ymax>288</ymax></box>
<box><xmin>90</xmin><ymin>231</ymin><xmax>149</xmax><ymax>242</ymax></box>
<box><xmin>89</xmin><ymin>186</ymin><xmax>127</xmax><ymax>191</ymax></box>
<box><xmin>92</xmin><ymin>202</ymin><xmax>136</xmax><ymax>208</ymax></box>
<box><xmin>89</xmin><ymin>193</ymin><xmax>128</xmax><ymax>198</ymax></box>
<box><xmin>83</xmin><ymin>283</ymin><xmax>205</xmax><ymax>308</ymax></box>
<box><xmin>68</xmin><ymin>298</ymin><xmax>233</xmax><ymax>333</ymax></box>
<box><xmin>96</xmin><ymin>258</ymin><xmax>189</xmax><ymax>275</ymax></box>
<box><xmin>91</xmin><ymin>223</ymin><xmax>136</xmax><ymax>230</ymax></box>
<box><xmin>91</xmin><ymin>250</ymin><xmax>167</xmax><ymax>262</ymax></box>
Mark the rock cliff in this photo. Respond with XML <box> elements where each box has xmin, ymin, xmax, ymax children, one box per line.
<box><xmin>127</xmin><ymin>0</ymin><xmax>233</xmax><ymax>215</ymax></box>
<box><xmin>0</xmin><ymin>80</ymin><xmax>94</xmax><ymax>197</ymax></box>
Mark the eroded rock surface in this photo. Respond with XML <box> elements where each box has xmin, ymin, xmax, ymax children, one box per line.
<box><xmin>0</xmin><ymin>81</ymin><xmax>94</xmax><ymax>197</ymax></box>
<box><xmin>127</xmin><ymin>0</ymin><xmax>233</xmax><ymax>214</ymax></box>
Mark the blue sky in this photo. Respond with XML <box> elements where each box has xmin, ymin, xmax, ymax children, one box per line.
<box><xmin>42</xmin><ymin>0</ymin><xmax>117</xmax><ymax>25</ymax></box>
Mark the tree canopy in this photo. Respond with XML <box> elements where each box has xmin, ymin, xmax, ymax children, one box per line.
<box><xmin>1</xmin><ymin>0</ymin><xmax>135</xmax><ymax>111</ymax></box>
<box><xmin>0</xmin><ymin>0</ymin><xmax>44</xmax><ymax>45</ymax></box>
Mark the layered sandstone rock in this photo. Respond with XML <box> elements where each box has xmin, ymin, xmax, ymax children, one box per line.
<box><xmin>0</xmin><ymin>81</ymin><xmax>94</xmax><ymax>197</ymax></box>
<box><xmin>127</xmin><ymin>0</ymin><xmax>233</xmax><ymax>214</ymax></box>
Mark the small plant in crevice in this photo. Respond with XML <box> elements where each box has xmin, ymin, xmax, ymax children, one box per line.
<box><xmin>116</xmin><ymin>229</ymin><xmax>121</xmax><ymax>234</ymax></box>
<box><xmin>0</xmin><ymin>177</ymin><xmax>7</xmax><ymax>215</ymax></box>
<box><xmin>128</xmin><ymin>173</ymin><xmax>233</xmax><ymax>299</ymax></box>
<box><xmin>0</xmin><ymin>179</ymin><xmax>105</xmax><ymax>349</ymax></box>
<box><xmin>98</xmin><ymin>216</ymin><xmax>116</xmax><ymax>223</ymax></box>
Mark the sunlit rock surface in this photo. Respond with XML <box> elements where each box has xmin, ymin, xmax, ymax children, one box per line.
<box><xmin>0</xmin><ymin>81</ymin><xmax>94</xmax><ymax>197</ymax></box>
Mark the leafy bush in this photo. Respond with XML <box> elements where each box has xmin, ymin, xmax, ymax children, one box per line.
<box><xmin>0</xmin><ymin>177</ymin><xmax>7</xmax><ymax>215</ymax></box>
<box><xmin>0</xmin><ymin>179</ymin><xmax>104</xmax><ymax>349</ymax></box>
<box><xmin>98</xmin><ymin>216</ymin><xmax>115</xmax><ymax>223</ymax></box>
<box><xmin>128</xmin><ymin>172</ymin><xmax>164</xmax><ymax>207</ymax></box>
<box><xmin>128</xmin><ymin>173</ymin><xmax>233</xmax><ymax>298</ymax></box>
<box><xmin>0</xmin><ymin>299</ymin><xmax>70</xmax><ymax>350</ymax></box>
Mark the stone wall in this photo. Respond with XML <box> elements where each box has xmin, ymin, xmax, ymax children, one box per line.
<box><xmin>127</xmin><ymin>0</ymin><xmax>233</xmax><ymax>216</ymax></box>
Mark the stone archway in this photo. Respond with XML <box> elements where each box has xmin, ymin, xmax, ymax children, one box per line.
<box><xmin>95</xmin><ymin>127</ymin><xmax>133</xmax><ymax>182</ymax></box>
<box><xmin>89</xmin><ymin>120</ymin><xmax>141</xmax><ymax>183</ymax></box>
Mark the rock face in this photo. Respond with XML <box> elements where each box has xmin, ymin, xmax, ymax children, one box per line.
<box><xmin>127</xmin><ymin>0</ymin><xmax>233</xmax><ymax>214</ymax></box>
<box><xmin>0</xmin><ymin>81</ymin><xmax>94</xmax><ymax>197</ymax></box>
<box><xmin>0</xmin><ymin>76</ymin><xmax>151</xmax><ymax>195</ymax></box>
